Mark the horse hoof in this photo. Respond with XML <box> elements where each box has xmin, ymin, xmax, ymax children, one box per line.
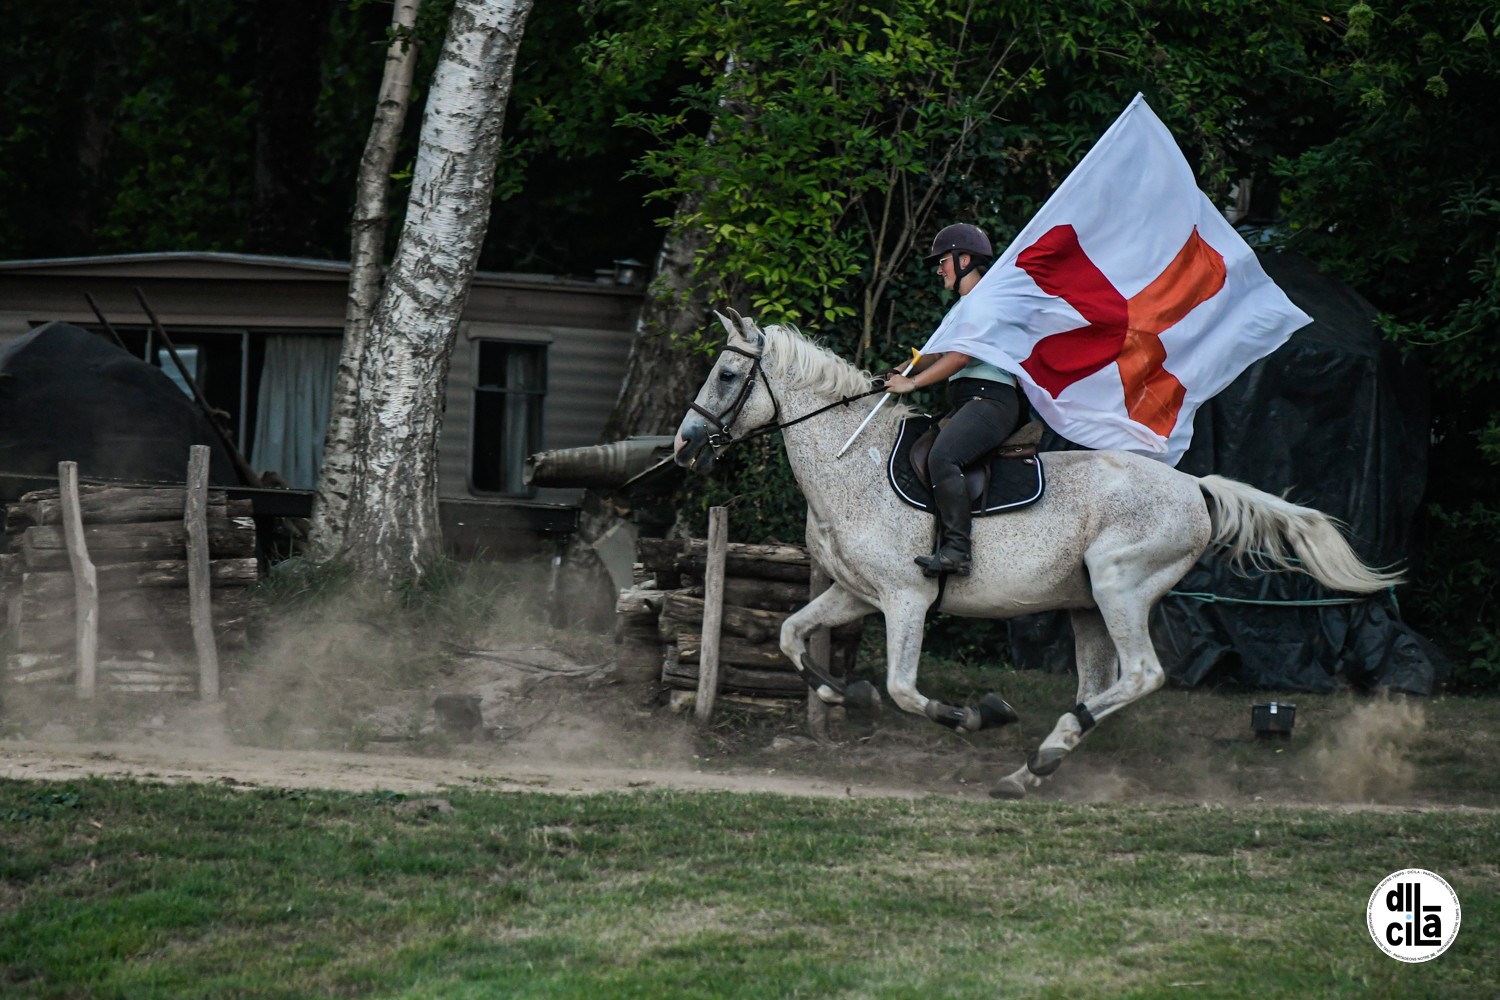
<box><xmin>843</xmin><ymin>680</ymin><xmax>879</xmax><ymax>711</ymax></box>
<box><xmin>989</xmin><ymin>777</ymin><xmax>1027</xmax><ymax>800</ymax></box>
<box><xmin>1027</xmin><ymin>748</ymin><xmax>1065</xmax><ymax>777</ymax></box>
<box><xmin>978</xmin><ymin>693</ymin><xmax>1019</xmax><ymax>728</ymax></box>
<box><xmin>924</xmin><ymin>701</ymin><xmax>981</xmax><ymax>733</ymax></box>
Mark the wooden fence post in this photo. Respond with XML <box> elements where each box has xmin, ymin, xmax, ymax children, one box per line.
<box><xmin>694</xmin><ymin>506</ymin><xmax>729</xmax><ymax>725</ymax></box>
<box><xmin>185</xmin><ymin>445</ymin><xmax>220</xmax><ymax>699</ymax></box>
<box><xmin>58</xmin><ymin>462</ymin><xmax>98</xmax><ymax>699</ymax></box>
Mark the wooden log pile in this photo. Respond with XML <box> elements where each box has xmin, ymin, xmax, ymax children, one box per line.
<box><xmin>615</xmin><ymin>537</ymin><xmax>861</xmax><ymax>700</ymax></box>
<box><xmin>1</xmin><ymin>483</ymin><xmax>258</xmax><ymax>693</ymax></box>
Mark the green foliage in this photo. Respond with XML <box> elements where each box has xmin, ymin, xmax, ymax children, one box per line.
<box><xmin>0</xmin><ymin>0</ymin><xmax>669</xmax><ymax>272</ymax></box>
<box><xmin>251</xmin><ymin>555</ymin><xmax>356</xmax><ymax>607</ymax></box>
<box><xmin>5</xmin><ymin>1</ymin><xmax>1499</xmax><ymax>682</ymax></box>
<box><xmin>92</xmin><ymin>5</ymin><xmax>257</xmax><ymax>252</ymax></box>
<box><xmin>613</xmin><ymin>1</ymin><xmax>1500</xmax><ymax>685</ymax></box>
<box><xmin>1405</xmin><ymin>502</ymin><xmax>1500</xmax><ymax>692</ymax></box>
<box><xmin>1</xmin><ymin>786</ymin><xmax>81</xmax><ymax>822</ymax></box>
<box><xmin>1268</xmin><ymin>0</ymin><xmax>1500</xmax><ymax>687</ymax></box>
<box><xmin>483</xmin><ymin>1</ymin><xmax>671</xmax><ymax>273</ymax></box>
<box><xmin>677</xmin><ymin>435</ymin><xmax>807</xmax><ymax>544</ymax></box>
<box><xmin>0</xmin><ymin>1</ymin><xmax>252</xmax><ymax>255</ymax></box>
<box><xmin>0</xmin><ymin>1</ymin><xmax>401</xmax><ymax>260</ymax></box>
<box><xmin>598</xmin><ymin>0</ymin><xmax>1347</xmax><ymax>379</ymax></box>
<box><xmin>603</xmin><ymin>0</ymin><xmax>1038</xmax><ymax>360</ymax></box>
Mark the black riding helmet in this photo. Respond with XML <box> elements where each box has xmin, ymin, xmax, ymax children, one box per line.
<box><xmin>923</xmin><ymin>223</ymin><xmax>993</xmax><ymax>288</ymax></box>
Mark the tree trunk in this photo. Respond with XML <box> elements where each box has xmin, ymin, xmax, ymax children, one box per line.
<box><xmin>560</xmin><ymin>57</ymin><xmax>750</xmax><ymax>622</ymax></box>
<box><xmin>60</xmin><ymin>46</ymin><xmax>113</xmax><ymax>256</ymax></box>
<box><xmin>311</xmin><ymin>0</ymin><xmax>424</xmax><ymax>557</ymax></box>
<box><xmin>558</xmin><ymin>204</ymin><xmax>716</xmax><ymax>624</ymax></box>
<box><xmin>597</xmin><ymin>204</ymin><xmax>717</xmax><ymax>445</ymax></box>
<box><xmin>341</xmin><ymin>0</ymin><xmax>535</xmax><ymax>585</ymax></box>
<box><xmin>249</xmin><ymin>0</ymin><xmax>333</xmax><ymax>255</ymax></box>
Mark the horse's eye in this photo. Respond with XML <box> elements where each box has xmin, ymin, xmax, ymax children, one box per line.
<box><xmin>718</xmin><ymin>370</ymin><xmax>737</xmax><ymax>383</ymax></box>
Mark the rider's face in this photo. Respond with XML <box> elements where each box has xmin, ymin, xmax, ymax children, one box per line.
<box><xmin>934</xmin><ymin>252</ymin><xmax>965</xmax><ymax>292</ymax></box>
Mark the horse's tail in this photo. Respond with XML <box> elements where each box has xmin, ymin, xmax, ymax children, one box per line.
<box><xmin>1197</xmin><ymin>475</ymin><xmax>1402</xmax><ymax>593</ymax></box>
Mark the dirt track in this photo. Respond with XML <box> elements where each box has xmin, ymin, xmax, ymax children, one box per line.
<box><xmin>3</xmin><ymin>643</ymin><xmax>1487</xmax><ymax>810</ymax></box>
<box><xmin>0</xmin><ymin>645</ymin><xmax>981</xmax><ymax>801</ymax></box>
<box><xmin>0</xmin><ymin>732</ymin><xmax>940</xmax><ymax>800</ymax></box>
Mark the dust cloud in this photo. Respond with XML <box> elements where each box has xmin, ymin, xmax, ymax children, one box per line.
<box><xmin>1307</xmin><ymin>697</ymin><xmax>1426</xmax><ymax>804</ymax></box>
<box><xmin>2</xmin><ymin>552</ymin><xmax>741</xmax><ymax>796</ymax></box>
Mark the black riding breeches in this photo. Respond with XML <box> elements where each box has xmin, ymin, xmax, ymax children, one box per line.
<box><xmin>927</xmin><ymin>384</ymin><xmax>1022</xmax><ymax>488</ymax></box>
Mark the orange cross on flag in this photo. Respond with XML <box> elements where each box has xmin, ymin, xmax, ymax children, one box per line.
<box><xmin>920</xmin><ymin>94</ymin><xmax>1311</xmax><ymax>465</ymax></box>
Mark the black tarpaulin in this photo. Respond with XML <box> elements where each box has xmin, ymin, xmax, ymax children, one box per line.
<box><xmin>1009</xmin><ymin>251</ymin><xmax>1449</xmax><ymax>694</ymax></box>
<box><xmin>0</xmin><ymin>321</ymin><xmax>240</xmax><ymax>488</ymax></box>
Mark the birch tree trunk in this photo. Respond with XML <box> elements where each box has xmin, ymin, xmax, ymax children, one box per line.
<box><xmin>311</xmin><ymin>0</ymin><xmax>423</xmax><ymax>557</ymax></box>
<box><xmin>342</xmin><ymin>0</ymin><xmax>534</xmax><ymax>584</ymax></box>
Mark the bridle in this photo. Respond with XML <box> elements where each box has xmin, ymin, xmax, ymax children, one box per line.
<box><xmin>687</xmin><ymin>342</ymin><xmax>883</xmax><ymax>454</ymax></box>
<box><xmin>688</xmin><ymin>344</ymin><xmax>780</xmax><ymax>451</ymax></box>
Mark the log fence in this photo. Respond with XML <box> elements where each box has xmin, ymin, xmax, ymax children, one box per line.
<box><xmin>1</xmin><ymin>447</ymin><xmax>257</xmax><ymax>696</ymax></box>
<box><xmin>615</xmin><ymin>507</ymin><xmax>863</xmax><ymax>727</ymax></box>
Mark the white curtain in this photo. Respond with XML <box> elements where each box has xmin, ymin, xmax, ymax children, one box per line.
<box><xmin>251</xmin><ymin>335</ymin><xmax>342</xmax><ymax>490</ymax></box>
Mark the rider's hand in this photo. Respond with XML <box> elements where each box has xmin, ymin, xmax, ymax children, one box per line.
<box><xmin>885</xmin><ymin>373</ymin><xmax>918</xmax><ymax>394</ymax></box>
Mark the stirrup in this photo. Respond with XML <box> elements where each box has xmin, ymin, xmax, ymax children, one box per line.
<box><xmin>915</xmin><ymin>552</ymin><xmax>971</xmax><ymax>577</ymax></box>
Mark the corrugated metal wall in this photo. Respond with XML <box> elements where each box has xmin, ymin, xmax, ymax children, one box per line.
<box><xmin>0</xmin><ymin>255</ymin><xmax>644</xmax><ymax>513</ymax></box>
<box><xmin>441</xmin><ymin>320</ymin><xmax>636</xmax><ymax>504</ymax></box>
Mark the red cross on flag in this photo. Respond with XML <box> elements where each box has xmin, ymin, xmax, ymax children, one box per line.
<box><xmin>921</xmin><ymin>94</ymin><xmax>1311</xmax><ymax>466</ymax></box>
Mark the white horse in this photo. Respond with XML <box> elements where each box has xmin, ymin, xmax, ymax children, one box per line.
<box><xmin>673</xmin><ymin>312</ymin><xmax>1399</xmax><ymax>800</ymax></box>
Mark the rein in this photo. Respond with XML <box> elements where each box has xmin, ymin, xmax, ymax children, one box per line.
<box><xmin>736</xmin><ymin>386</ymin><xmax>885</xmax><ymax>444</ymax></box>
<box><xmin>692</xmin><ymin>344</ymin><xmax>884</xmax><ymax>452</ymax></box>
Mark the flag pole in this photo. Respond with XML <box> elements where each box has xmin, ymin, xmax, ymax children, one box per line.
<box><xmin>836</xmin><ymin>348</ymin><xmax>920</xmax><ymax>458</ymax></box>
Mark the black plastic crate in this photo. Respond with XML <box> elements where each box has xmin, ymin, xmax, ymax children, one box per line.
<box><xmin>1251</xmin><ymin>701</ymin><xmax>1297</xmax><ymax>740</ymax></box>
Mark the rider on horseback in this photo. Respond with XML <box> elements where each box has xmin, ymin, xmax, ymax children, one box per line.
<box><xmin>884</xmin><ymin>223</ymin><xmax>1023</xmax><ymax>577</ymax></box>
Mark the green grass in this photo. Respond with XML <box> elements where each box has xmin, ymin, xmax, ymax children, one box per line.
<box><xmin>4</xmin><ymin>561</ymin><xmax>1496</xmax><ymax>996</ymax></box>
<box><xmin>2</xmin><ymin>778</ymin><xmax>1494</xmax><ymax>999</ymax></box>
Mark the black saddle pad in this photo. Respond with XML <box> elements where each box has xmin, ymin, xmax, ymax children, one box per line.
<box><xmin>887</xmin><ymin>415</ymin><xmax>1045</xmax><ymax>516</ymax></box>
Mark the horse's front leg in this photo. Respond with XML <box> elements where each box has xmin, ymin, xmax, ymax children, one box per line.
<box><xmin>992</xmin><ymin>606</ymin><xmax>1117</xmax><ymax>800</ymax></box>
<box><xmin>883</xmin><ymin>593</ymin><xmax>1019</xmax><ymax>735</ymax></box>
<box><xmin>780</xmin><ymin>584</ymin><xmax>878</xmax><ymax>707</ymax></box>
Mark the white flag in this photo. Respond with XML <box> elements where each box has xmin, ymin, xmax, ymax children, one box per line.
<box><xmin>922</xmin><ymin>93</ymin><xmax>1311</xmax><ymax>466</ymax></box>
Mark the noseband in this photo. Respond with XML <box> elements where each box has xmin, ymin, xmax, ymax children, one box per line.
<box><xmin>688</xmin><ymin>344</ymin><xmax>782</xmax><ymax>450</ymax></box>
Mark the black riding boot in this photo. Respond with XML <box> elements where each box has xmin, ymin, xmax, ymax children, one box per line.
<box><xmin>915</xmin><ymin>476</ymin><xmax>973</xmax><ymax>577</ymax></box>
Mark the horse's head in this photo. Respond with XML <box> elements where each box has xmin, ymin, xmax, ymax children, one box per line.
<box><xmin>674</xmin><ymin>310</ymin><xmax>777</xmax><ymax>475</ymax></box>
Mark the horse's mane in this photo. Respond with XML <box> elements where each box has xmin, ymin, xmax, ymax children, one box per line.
<box><xmin>759</xmin><ymin>323</ymin><xmax>913</xmax><ymax>419</ymax></box>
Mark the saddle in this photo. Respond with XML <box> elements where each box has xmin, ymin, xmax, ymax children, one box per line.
<box><xmin>887</xmin><ymin>416</ymin><xmax>1045</xmax><ymax>515</ymax></box>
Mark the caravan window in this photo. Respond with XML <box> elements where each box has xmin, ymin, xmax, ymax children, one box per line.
<box><xmin>471</xmin><ymin>340</ymin><xmax>547</xmax><ymax>495</ymax></box>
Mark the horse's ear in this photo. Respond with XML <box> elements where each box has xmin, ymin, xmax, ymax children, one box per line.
<box><xmin>737</xmin><ymin>314</ymin><xmax>765</xmax><ymax>350</ymax></box>
<box><xmin>713</xmin><ymin>310</ymin><xmax>739</xmax><ymax>344</ymax></box>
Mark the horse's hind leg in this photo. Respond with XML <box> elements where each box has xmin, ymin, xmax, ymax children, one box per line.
<box><xmin>780</xmin><ymin>584</ymin><xmax>877</xmax><ymax>706</ymax></box>
<box><xmin>991</xmin><ymin>607</ymin><xmax>1122</xmax><ymax>800</ymax></box>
